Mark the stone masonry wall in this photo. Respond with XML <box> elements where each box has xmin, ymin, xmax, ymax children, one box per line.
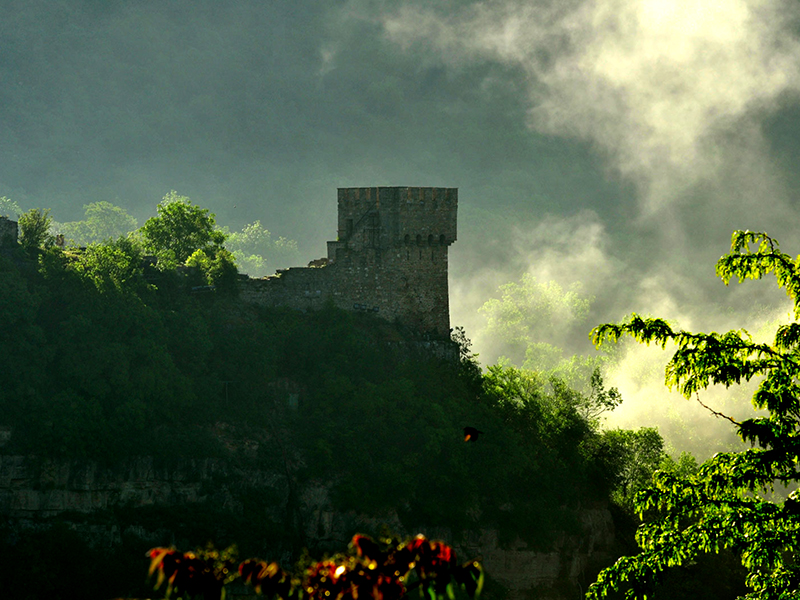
<box><xmin>335</xmin><ymin>187</ymin><xmax>457</xmax><ymax>248</ymax></box>
<box><xmin>0</xmin><ymin>217</ymin><xmax>17</xmax><ymax>248</ymax></box>
<box><xmin>240</xmin><ymin>187</ymin><xmax>457</xmax><ymax>337</ymax></box>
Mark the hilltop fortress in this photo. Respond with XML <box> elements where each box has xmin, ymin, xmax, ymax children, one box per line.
<box><xmin>241</xmin><ymin>187</ymin><xmax>457</xmax><ymax>338</ymax></box>
<box><xmin>0</xmin><ymin>187</ymin><xmax>458</xmax><ymax>338</ymax></box>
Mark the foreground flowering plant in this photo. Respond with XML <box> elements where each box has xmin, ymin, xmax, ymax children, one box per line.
<box><xmin>148</xmin><ymin>533</ymin><xmax>483</xmax><ymax>600</ymax></box>
<box><xmin>147</xmin><ymin>545</ymin><xmax>238</xmax><ymax>600</ymax></box>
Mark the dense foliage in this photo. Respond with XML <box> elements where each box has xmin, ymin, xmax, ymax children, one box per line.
<box><xmin>0</xmin><ymin>236</ymin><xmax>631</xmax><ymax>597</ymax></box>
<box><xmin>141</xmin><ymin>190</ymin><xmax>227</xmax><ymax>267</ymax></box>
<box><xmin>588</xmin><ymin>231</ymin><xmax>800</xmax><ymax>600</ymax></box>
<box><xmin>18</xmin><ymin>208</ymin><xmax>54</xmax><ymax>251</ymax></box>
<box><xmin>0</xmin><ymin>210</ymin><xmax>633</xmax><ymax>534</ymax></box>
<box><xmin>0</xmin><ymin>196</ymin><xmax>681</xmax><ymax>599</ymax></box>
<box><xmin>478</xmin><ymin>274</ymin><xmax>611</xmax><ymax>390</ymax></box>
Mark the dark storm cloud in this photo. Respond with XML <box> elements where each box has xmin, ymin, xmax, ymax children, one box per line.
<box><xmin>1</xmin><ymin>1</ymin><xmax>341</xmax><ymax>229</ymax></box>
<box><xmin>0</xmin><ymin>0</ymin><xmax>623</xmax><ymax>244</ymax></box>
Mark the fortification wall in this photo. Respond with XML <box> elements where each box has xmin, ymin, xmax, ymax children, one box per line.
<box><xmin>0</xmin><ymin>217</ymin><xmax>17</xmax><ymax>247</ymax></box>
<box><xmin>239</xmin><ymin>267</ymin><xmax>338</xmax><ymax>313</ymax></box>
<box><xmin>0</xmin><ymin>188</ymin><xmax>457</xmax><ymax>336</ymax></box>
<box><xmin>238</xmin><ymin>242</ymin><xmax>450</xmax><ymax>335</ymax></box>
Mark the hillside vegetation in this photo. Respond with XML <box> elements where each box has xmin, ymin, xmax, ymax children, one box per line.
<box><xmin>0</xmin><ymin>199</ymin><xmax>677</xmax><ymax>598</ymax></box>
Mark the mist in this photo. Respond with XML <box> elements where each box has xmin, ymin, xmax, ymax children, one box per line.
<box><xmin>3</xmin><ymin>0</ymin><xmax>800</xmax><ymax>455</ymax></box>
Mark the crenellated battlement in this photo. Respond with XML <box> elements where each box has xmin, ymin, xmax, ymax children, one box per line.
<box><xmin>334</xmin><ymin>187</ymin><xmax>457</xmax><ymax>250</ymax></box>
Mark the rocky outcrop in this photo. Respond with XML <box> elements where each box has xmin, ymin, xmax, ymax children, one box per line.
<box><xmin>0</xmin><ymin>454</ymin><xmax>616</xmax><ymax>599</ymax></box>
<box><xmin>0</xmin><ymin>455</ymin><xmax>276</xmax><ymax>517</ymax></box>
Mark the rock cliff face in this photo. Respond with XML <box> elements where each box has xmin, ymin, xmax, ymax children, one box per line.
<box><xmin>0</xmin><ymin>454</ymin><xmax>615</xmax><ymax>599</ymax></box>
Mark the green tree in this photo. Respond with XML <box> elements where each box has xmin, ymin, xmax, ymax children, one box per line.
<box><xmin>600</xmin><ymin>427</ymin><xmax>665</xmax><ymax>511</ymax></box>
<box><xmin>479</xmin><ymin>275</ymin><xmax>609</xmax><ymax>390</ymax></box>
<box><xmin>18</xmin><ymin>208</ymin><xmax>53</xmax><ymax>251</ymax></box>
<box><xmin>0</xmin><ymin>196</ymin><xmax>22</xmax><ymax>218</ymax></box>
<box><xmin>186</xmin><ymin>247</ymin><xmax>239</xmax><ymax>293</ymax></box>
<box><xmin>223</xmin><ymin>220</ymin><xmax>300</xmax><ymax>276</ymax></box>
<box><xmin>140</xmin><ymin>191</ymin><xmax>225</xmax><ymax>266</ymax></box>
<box><xmin>580</xmin><ymin>367</ymin><xmax>624</xmax><ymax>423</ymax></box>
<box><xmin>55</xmin><ymin>201</ymin><xmax>138</xmax><ymax>246</ymax></box>
<box><xmin>588</xmin><ymin>230</ymin><xmax>800</xmax><ymax>600</ymax></box>
<box><xmin>71</xmin><ymin>237</ymin><xmax>146</xmax><ymax>294</ymax></box>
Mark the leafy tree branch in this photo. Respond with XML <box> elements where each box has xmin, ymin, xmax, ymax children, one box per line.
<box><xmin>587</xmin><ymin>231</ymin><xmax>800</xmax><ymax>600</ymax></box>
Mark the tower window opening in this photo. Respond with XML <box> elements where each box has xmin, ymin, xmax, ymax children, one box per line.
<box><xmin>428</xmin><ymin>234</ymin><xmax>433</xmax><ymax>245</ymax></box>
<box><xmin>439</xmin><ymin>234</ymin><xmax>445</xmax><ymax>245</ymax></box>
<box><xmin>404</xmin><ymin>234</ymin><xmax>410</xmax><ymax>245</ymax></box>
<box><xmin>416</xmin><ymin>234</ymin><xmax>422</xmax><ymax>245</ymax></box>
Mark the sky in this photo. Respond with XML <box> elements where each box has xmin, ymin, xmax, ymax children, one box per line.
<box><xmin>3</xmin><ymin>0</ymin><xmax>800</xmax><ymax>454</ymax></box>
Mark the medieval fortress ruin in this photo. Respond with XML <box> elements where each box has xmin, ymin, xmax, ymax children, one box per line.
<box><xmin>241</xmin><ymin>187</ymin><xmax>457</xmax><ymax>337</ymax></box>
<box><xmin>0</xmin><ymin>187</ymin><xmax>458</xmax><ymax>337</ymax></box>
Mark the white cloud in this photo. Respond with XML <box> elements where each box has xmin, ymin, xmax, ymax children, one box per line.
<box><xmin>358</xmin><ymin>0</ymin><xmax>800</xmax><ymax>453</ymax></box>
<box><xmin>376</xmin><ymin>0</ymin><xmax>800</xmax><ymax>214</ymax></box>
<box><xmin>450</xmin><ymin>209</ymin><xmax>621</xmax><ymax>365</ymax></box>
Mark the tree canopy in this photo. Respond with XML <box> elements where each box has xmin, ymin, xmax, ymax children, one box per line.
<box><xmin>18</xmin><ymin>207</ymin><xmax>53</xmax><ymax>251</ymax></box>
<box><xmin>55</xmin><ymin>201</ymin><xmax>138</xmax><ymax>246</ymax></box>
<box><xmin>588</xmin><ymin>230</ymin><xmax>800</xmax><ymax>600</ymax></box>
<box><xmin>141</xmin><ymin>191</ymin><xmax>226</xmax><ymax>265</ymax></box>
<box><xmin>478</xmin><ymin>274</ymin><xmax>610</xmax><ymax>389</ymax></box>
<box><xmin>223</xmin><ymin>219</ymin><xmax>301</xmax><ymax>276</ymax></box>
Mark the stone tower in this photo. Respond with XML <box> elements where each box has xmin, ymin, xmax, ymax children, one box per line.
<box><xmin>326</xmin><ymin>187</ymin><xmax>458</xmax><ymax>336</ymax></box>
<box><xmin>239</xmin><ymin>187</ymin><xmax>458</xmax><ymax>338</ymax></box>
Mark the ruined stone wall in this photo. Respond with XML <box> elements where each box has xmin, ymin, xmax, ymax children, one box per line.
<box><xmin>239</xmin><ymin>267</ymin><xmax>338</xmax><ymax>313</ymax></box>
<box><xmin>240</xmin><ymin>187</ymin><xmax>457</xmax><ymax>337</ymax></box>
<box><xmin>239</xmin><ymin>247</ymin><xmax>451</xmax><ymax>336</ymax></box>
<box><xmin>0</xmin><ymin>217</ymin><xmax>17</xmax><ymax>248</ymax></box>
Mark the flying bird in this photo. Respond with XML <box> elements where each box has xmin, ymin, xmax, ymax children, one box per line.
<box><xmin>463</xmin><ymin>426</ymin><xmax>483</xmax><ymax>442</ymax></box>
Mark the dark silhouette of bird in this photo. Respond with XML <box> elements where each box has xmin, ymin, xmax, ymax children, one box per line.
<box><xmin>463</xmin><ymin>426</ymin><xmax>483</xmax><ymax>442</ymax></box>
